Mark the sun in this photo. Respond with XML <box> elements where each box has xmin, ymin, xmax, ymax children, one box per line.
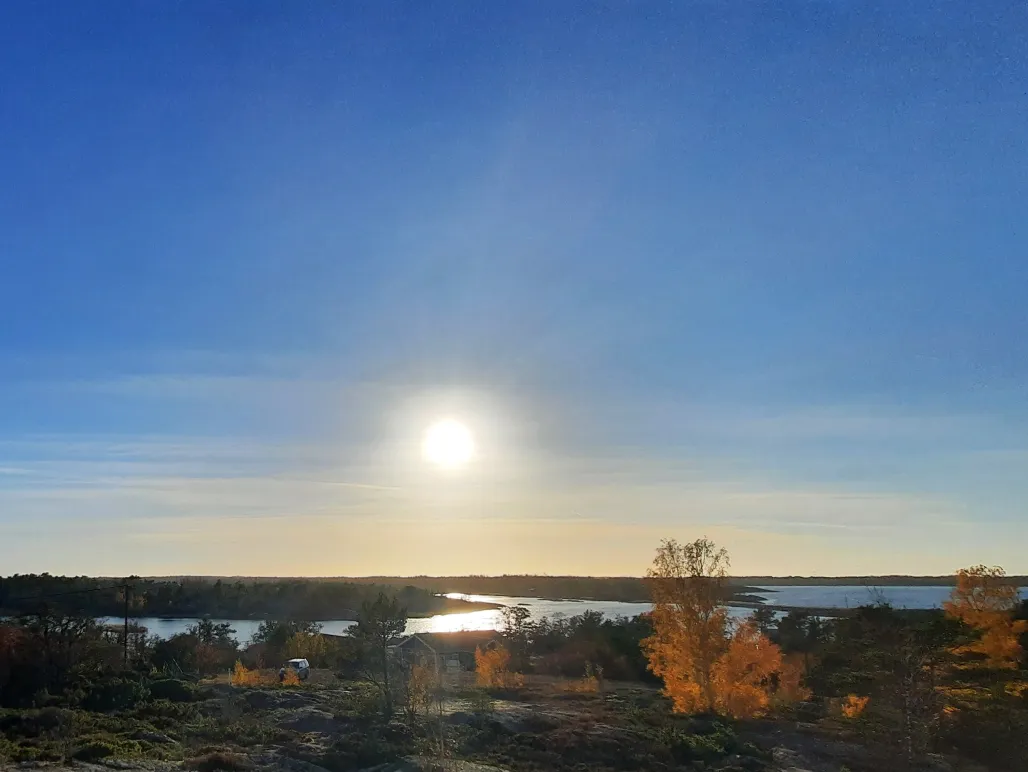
<box><xmin>422</xmin><ymin>419</ymin><xmax>475</xmax><ymax>468</ymax></box>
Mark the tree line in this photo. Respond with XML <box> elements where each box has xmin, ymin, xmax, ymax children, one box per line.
<box><xmin>358</xmin><ymin>574</ymin><xmax>763</xmax><ymax>603</ymax></box>
<box><xmin>0</xmin><ymin>575</ymin><xmax>490</xmax><ymax>620</ymax></box>
<box><xmin>736</xmin><ymin>574</ymin><xmax>1028</xmax><ymax>586</ymax></box>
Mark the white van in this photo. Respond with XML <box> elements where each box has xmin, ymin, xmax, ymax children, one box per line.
<box><xmin>282</xmin><ymin>658</ymin><xmax>310</xmax><ymax>681</ymax></box>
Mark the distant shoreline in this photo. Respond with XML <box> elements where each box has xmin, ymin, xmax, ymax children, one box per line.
<box><xmin>727</xmin><ymin>576</ymin><xmax>1028</xmax><ymax>586</ymax></box>
<box><xmin>128</xmin><ymin>574</ymin><xmax>1027</xmax><ymax>587</ymax></box>
<box><xmin>8</xmin><ymin>575</ymin><xmax>1018</xmax><ymax>620</ymax></box>
<box><xmin>87</xmin><ymin>600</ymin><xmax>501</xmax><ymax>623</ymax></box>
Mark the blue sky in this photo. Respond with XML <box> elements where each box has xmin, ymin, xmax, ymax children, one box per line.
<box><xmin>1</xmin><ymin>2</ymin><xmax>1026</xmax><ymax>576</ymax></box>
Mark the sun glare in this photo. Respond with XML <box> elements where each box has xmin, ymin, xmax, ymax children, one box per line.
<box><xmin>422</xmin><ymin>419</ymin><xmax>475</xmax><ymax>468</ymax></box>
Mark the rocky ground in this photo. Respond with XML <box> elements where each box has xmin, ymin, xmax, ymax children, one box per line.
<box><xmin>0</xmin><ymin>672</ymin><xmax>984</xmax><ymax>772</ymax></box>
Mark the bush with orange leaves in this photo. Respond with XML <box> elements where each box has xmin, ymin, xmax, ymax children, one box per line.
<box><xmin>944</xmin><ymin>565</ymin><xmax>1028</xmax><ymax>670</ymax></box>
<box><xmin>713</xmin><ymin>621</ymin><xmax>812</xmax><ymax>718</ymax></box>
<box><xmin>560</xmin><ymin>662</ymin><xmax>602</xmax><ymax>693</ymax></box>
<box><xmin>231</xmin><ymin>660</ymin><xmax>263</xmax><ymax>686</ymax></box>
<box><xmin>642</xmin><ymin>538</ymin><xmax>810</xmax><ymax>718</ymax></box>
<box><xmin>231</xmin><ymin>660</ymin><xmax>300</xmax><ymax>687</ymax></box>
<box><xmin>475</xmin><ymin>644</ymin><xmax>524</xmax><ymax>689</ymax></box>
<box><xmin>841</xmin><ymin>694</ymin><xmax>870</xmax><ymax>719</ymax></box>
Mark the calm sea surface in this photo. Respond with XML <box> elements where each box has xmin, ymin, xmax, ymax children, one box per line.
<box><xmin>749</xmin><ymin>585</ymin><xmax>962</xmax><ymax>609</ymax></box>
<box><xmin>100</xmin><ymin>585</ymin><xmax>1025</xmax><ymax>642</ymax></box>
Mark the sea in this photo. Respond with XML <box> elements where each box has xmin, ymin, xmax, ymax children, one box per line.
<box><xmin>98</xmin><ymin>584</ymin><xmax>1024</xmax><ymax>643</ymax></box>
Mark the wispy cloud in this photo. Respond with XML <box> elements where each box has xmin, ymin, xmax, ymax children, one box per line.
<box><xmin>3</xmin><ymin>367</ymin><xmax>1028</xmax><ymax>574</ymax></box>
<box><xmin>0</xmin><ymin>423</ymin><xmax>988</xmax><ymax>575</ymax></box>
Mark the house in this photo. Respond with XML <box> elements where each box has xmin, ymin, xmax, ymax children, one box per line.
<box><xmin>393</xmin><ymin>630</ymin><xmax>504</xmax><ymax>673</ymax></box>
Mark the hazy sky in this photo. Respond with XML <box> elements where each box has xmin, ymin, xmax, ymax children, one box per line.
<box><xmin>2</xmin><ymin>2</ymin><xmax>1027</xmax><ymax>576</ymax></box>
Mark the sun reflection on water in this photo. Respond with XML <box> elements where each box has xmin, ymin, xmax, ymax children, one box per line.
<box><xmin>405</xmin><ymin>609</ymin><xmax>503</xmax><ymax>634</ymax></box>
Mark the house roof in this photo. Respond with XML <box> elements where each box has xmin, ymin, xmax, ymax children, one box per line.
<box><xmin>395</xmin><ymin>630</ymin><xmax>503</xmax><ymax>654</ymax></box>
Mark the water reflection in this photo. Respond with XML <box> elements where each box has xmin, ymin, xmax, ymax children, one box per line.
<box><xmin>105</xmin><ymin>593</ymin><xmax>757</xmax><ymax>641</ymax></box>
<box><xmin>102</xmin><ymin>585</ymin><xmax>1013</xmax><ymax>642</ymax></box>
<box><xmin>406</xmin><ymin>608</ymin><xmax>502</xmax><ymax>634</ymax></box>
<box><xmin>752</xmin><ymin>585</ymin><xmax>1023</xmax><ymax>609</ymax></box>
<box><xmin>98</xmin><ymin>609</ymin><xmax>503</xmax><ymax>641</ymax></box>
<box><xmin>442</xmin><ymin>592</ymin><xmax>656</xmax><ymax>624</ymax></box>
<box><xmin>103</xmin><ymin>594</ymin><xmax>653</xmax><ymax>641</ymax></box>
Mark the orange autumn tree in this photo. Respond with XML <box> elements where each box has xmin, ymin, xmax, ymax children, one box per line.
<box><xmin>475</xmin><ymin>643</ymin><xmax>522</xmax><ymax>688</ymax></box>
<box><xmin>712</xmin><ymin>620</ymin><xmax>785</xmax><ymax>717</ymax></box>
<box><xmin>642</xmin><ymin>538</ymin><xmax>808</xmax><ymax>718</ymax></box>
<box><xmin>643</xmin><ymin>538</ymin><xmax>732</xmax><ymax>713</ymax></box>
<box><xmin>943</xmin><ymin>564</ymin><xmax>1027</xmax><ymax>669</ymax></box>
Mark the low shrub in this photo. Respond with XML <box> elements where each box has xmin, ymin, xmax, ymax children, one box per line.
<box><xmin>1</xmin><ymin>738</ymin><xmax>41</xmax><ymax>762</ymax></box>
<box><xmin>655</xmin><ymin>721</ymin><xmax>765</xmax><ymax>765</ymax></box>
<box><xmin>71</xmin><ymin>734</ymin><xmax>142</xmax><ymax>761</ymax></box>
<box><xmin>82</xmin><ymin>677</ymin><xmax>150</xmax><ymax>712</ymax></box>
<box><xmin>322</xmin><ymin>725</ymin><xmax>413</xmax><ymax>770</ymax></box>
<box><xmin>0</xmin><ymin>737</ymin><xmax>17</xmax><ymax>761</ymax></box>
<box><xmin>231</xmin><ymin>662</ymin><xmax>263</xmax><ymax>687</ymax></box>
<box><xmin>149</xmin><ymin>678</ymin><xmax>194</xmax><ymax>703</ymax></box>
<box><xmin>230</xmin><ymin>661</ymin><xmax>300</xmax><ymax>687</ymax></box>
<box><xmin>0</xmin><ymin>707</ymin><xmax>70</xmax><ymax>738</ymax></box>
<box><xmin>558</xmin><ymin>675</ymin><xmax>600</xmax><ymax>694</ymax></box>
<box><xmin>72</xmin><ymin>741</ymin><xmax>116</xmax><ymax>762</ymax></box>
<box><xmin>468</xmin><ymin>688</ymin><xmax>494</xmax><ymax>715</ymax></box>
<box><xmin>841</xmin><ymin>694</ymin><xmax>870</xmax><ymax>719</ymax></box>
<box><xmin>332</xmin><ymin>682</ymin><xmax>383</xmax><ymax>719</ymax></box>
<box><xmin>133</xmin><ymin>698</ymin><xmax>201</xmax><ymax>724</ymax></box>
<box><xmin>185</xmin><ymin>750</ymin><xmax>253</xmax><ymax>771</ymax></box>
<box><xmin>223</xmin><ymin>718</ymin><xmax>291</xmax><ymax>747</ymax></box>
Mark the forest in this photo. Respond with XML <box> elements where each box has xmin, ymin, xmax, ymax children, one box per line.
<box><xmin>355</xmin><ymin>575</ymin><xmax>767</xmax><ymax>603</ymax></box>
<box><xmin>7</xmin><ymin>574</ymin><xmax>996</xmax><ymax>619</ymax></box>
<box><xmin>0</xmin><ymin>575</ymin><xmax>495</xmax><ymax>620</ymax></box>
<box><xmin>0</xmin><ymin>574</ymin><xmax>765</xmax><ymax>613</ymax></box>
